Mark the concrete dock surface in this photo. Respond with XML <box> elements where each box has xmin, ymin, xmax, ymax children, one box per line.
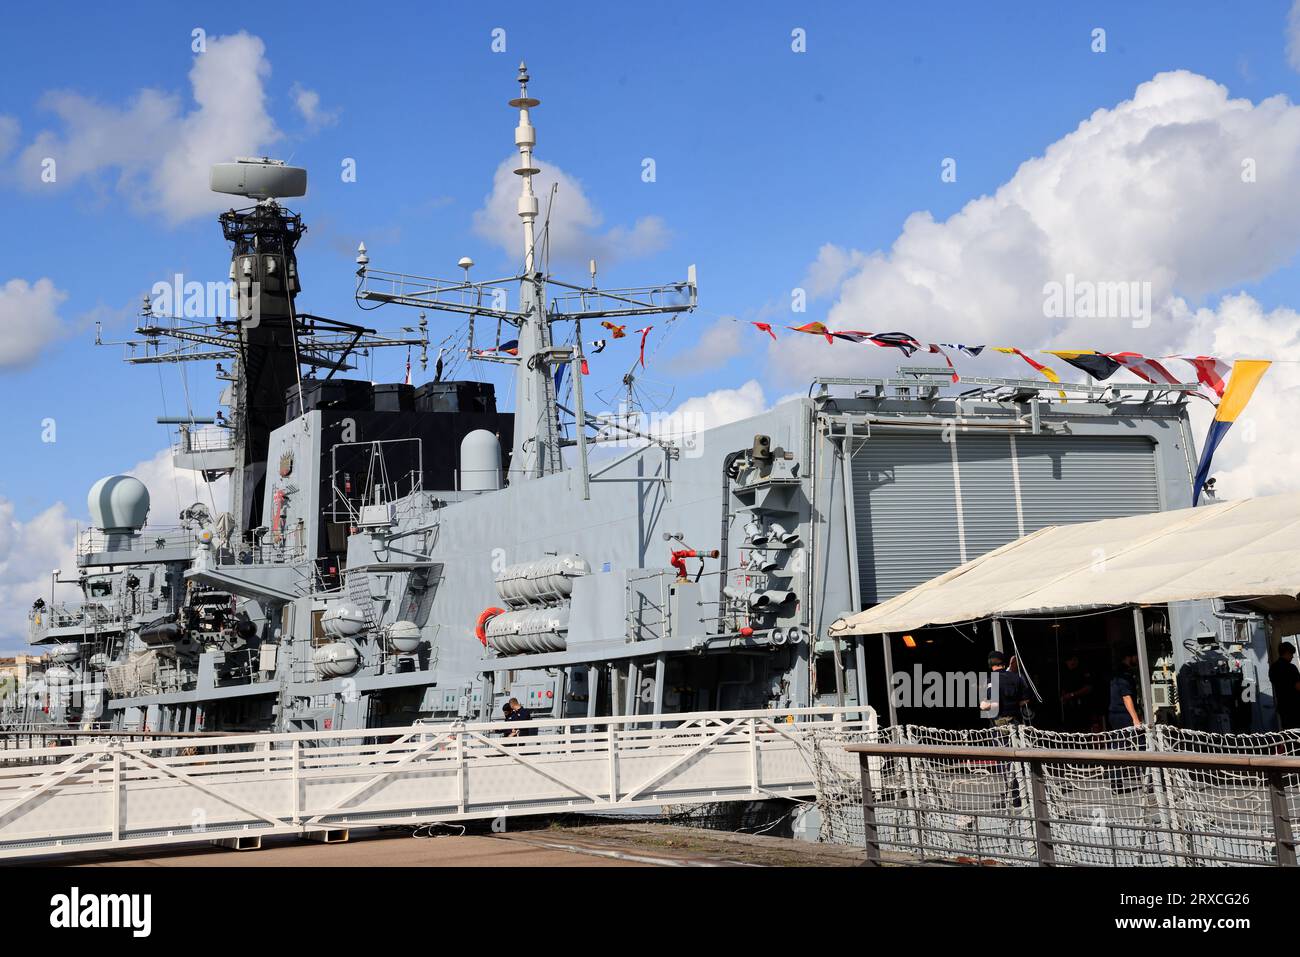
<box><xmin>34</xmin><ymin>822</ymin><xmax>868</xmax><ymax>868</ymax></box>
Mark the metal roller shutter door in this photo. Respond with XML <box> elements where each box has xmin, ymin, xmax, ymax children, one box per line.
<box><xmin>1016</xmin><ymin>434</ymin><xmax>1160</xmax><ymax>530</ymax></box>
<box><xmin>852</xmin><ymin>435</ymin><xmax>960</xmax><ymax>603</ymax></box>
<box><xmin>853</xmin><ymin>432</ymin><xmax>1160</xmax><ymax>604</ymax></box>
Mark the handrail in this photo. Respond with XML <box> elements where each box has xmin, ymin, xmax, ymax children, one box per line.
<box><xmin>844</xmin><ymin>742</ymin><xmax>1300</xmax><ymax>771</ymax></box>
<box><xmin>0</xmin><ymin>706</ymin><xmax>861</xmax><ymax>760</ymax></box>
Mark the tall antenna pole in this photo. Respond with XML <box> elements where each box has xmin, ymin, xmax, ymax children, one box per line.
<box><xmin>508</xmin><ymin>61</ymin><xmax>563</xmax><ymax>479</ymax></box>
<box><xmin>354</xmin><ymin>62</ymin><xmax>699</xmax><ymax>486</ymax></box>
<box><xmin>513</xmin><ymin>62</ymin><xmax>540</xmax><ymax>273</ymax></box>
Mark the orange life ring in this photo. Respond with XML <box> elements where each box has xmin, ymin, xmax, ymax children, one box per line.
<box><xmin>476</xmin><ymin>607</ymin><xmax>504</xmax><ymax>645</ymax></box>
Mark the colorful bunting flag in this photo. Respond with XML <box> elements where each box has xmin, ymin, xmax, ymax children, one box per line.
<box><xmin>474</xmin><ymin>339</ymin><xmax>519</xmax><ymax>357</ymax></box>
<box><xmin>1045</xmin><ymin>350</ymin><xmax>1122</xmax><ymax>381</ymax></box>
<box><xmin>993</xmin><ymin>346</ymin><xmax>1065</xmax><ymax>398</ymax></box>
<box><xmin>1175</xmin><ymin>355</ymin><xmax>1230</xmax><ymax>398</ymax></box>
<box><xmin>940</xmin><ymin>343</ymin><xmax>985</xmax><ymax>358</ymax></box>
<box><xmin>867</xmin><ymin>332</ymin><xmax>923</xmax><ymax>356</ymax></box>
<box><xmin>601</xmin><ymin>321</ymin><xmax>627</xmax><ymax>339</ymax></box>
<box><xmin>1109</xmin><ymin>352</ymin><xmax>1179</xmax><ymax>385</ymax></box>
<box><xmin>590</xmin><ymin>339</ymin><xmax>607</xmax><ymax>353</ymax></box>
<box><xmin>635</xmin><ymin>326</ymin><xmax>653</xmax><ymax>367</ymax></box>
<box><xmin>1192</xmin><ymin>360</ymin><xmax>1271</xmax><ymax>504</ymax></box>
<box><xmin>923</xmin><ymin>343</ymin><xmax>959</xmax><ymax>383</ymax></box>
<box><xmin>789</xmin><ymin>321</ymin><xmax>835</xmax><ymax>344</ymax></box>
<box><xmin>752</xmin><ymin>322</ymin><xmax>777</xmax><ymax>341</ymax></box>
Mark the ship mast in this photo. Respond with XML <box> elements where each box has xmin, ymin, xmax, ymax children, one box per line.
<box><xmin>101</xmin><ymin>182</ymin><xmax>429</xmax><ymax>544</ymax></box>
<box><xmin>509</xmin><ymin>61</ymin><xmax>563</xmax><ymax>476</ymax></box>
<box><xmin>355</xmin><ymin>61</ymin><xmax>699</xmax><ymax>491</ymax></box>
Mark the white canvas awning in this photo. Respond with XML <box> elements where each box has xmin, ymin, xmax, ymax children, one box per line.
<box><xmin>830</xmin><ymin>491</ymin><xmax>1300</xmax><ymax>636</ymax></box>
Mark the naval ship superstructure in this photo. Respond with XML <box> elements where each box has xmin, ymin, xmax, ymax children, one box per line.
<box><xmin>7</xmin><ymin>64</ymin><xmax>1218</xmax><ymax>734</ymax></box>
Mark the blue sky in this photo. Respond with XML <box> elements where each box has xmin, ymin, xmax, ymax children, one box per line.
<box><xmin>3</xmin><ymin>1</ymin><xmax>1300</xmax><ymax>650</ymax></box>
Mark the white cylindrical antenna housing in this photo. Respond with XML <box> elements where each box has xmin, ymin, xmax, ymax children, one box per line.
<box><xmin>460</xmin><ymin>430</ymin><xmax>503</xmax><ymax>491</ymax></box>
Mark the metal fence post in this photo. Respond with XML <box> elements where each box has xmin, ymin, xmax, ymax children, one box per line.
<box><xmin>111</xmin><ymin>749</ymin><xmax>121</xmax><ymax>844</ymax></box>
<box><xmin>859</xmin><ymin>752</ymin><xmax>881</xmax><ymax>866</ymax></box>
<box><xmin>1268</xmin><ymin>768</ymin><xmax>1297</xmax><ymax>867</ymax></box>
<box><xmin>607</xmin><ymin>725</ymin><xmax>618</xmax><ymax>802</ymax></box>
<box><xmin>1027</xmin><ymin>758</ymin><xmax>1055</xmax><ymax>866</ymax></box>
<box><xmin>290</xmin><ymin>739</ymin><xmax>300</xmax><ymax>825</ymax></box>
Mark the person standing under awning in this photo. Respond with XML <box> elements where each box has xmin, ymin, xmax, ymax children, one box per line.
<box><xmin>1269</xmin><ymin>642</ymin><xmax>1300</xmax><ymax>730</ymax></box>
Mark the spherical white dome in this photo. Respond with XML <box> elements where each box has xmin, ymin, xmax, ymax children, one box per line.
<box><xmin>87</xmin><ymin>475</ymin><xmax>151</xmax><ymax>533</ymax></box>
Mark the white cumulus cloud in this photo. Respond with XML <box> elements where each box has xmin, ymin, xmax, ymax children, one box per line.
<box><xmin>12</xmin><ymin>32</ymin><xmax>280</xmax><ymax>224</ymax></box>
<box><xmin>667</xmin><ymin>317</ymin><xmax>745</xmax><ymax>373</ymax></box>
<box><xmin>0</xmin><ymin>115</ymin><xmax>19</xmax><ymax>158</ymax></box>
<box><xmin>775</xmin><ymin>70</ymin><xmax>1300</xmax><ymax>499</ymax></box>
<box><xmin>0</xmin><ymin>277</ymin><xmax>68</xmax><ymax>367</ymax></box>
<box><xmin>0</xmin><ymin>500</ymin><xmax>77</xmax><ymax>655</ymax></box>
<box><xmin>473</xmin><ymin>157</ymin><xmax>670</xmax><ymax>266</ymax></box>
<box><xmin>290</xmin><ymin>82</ymin><xmax>339</xmax><ymax>130</ymax></box>
<box><xmin>779</xmin><ymin>71</ymin><xmax>1300</xmax><ymax>383</ymax></box>
<box><xmin>1174</xmin><ymin>294</ymin><xmax>1300</xmax><ymax>500</ymax></box>
<box><xmin>0</xmin><ymin>447</ymin><xmax>229</xmax><ymax>655</ymax></box>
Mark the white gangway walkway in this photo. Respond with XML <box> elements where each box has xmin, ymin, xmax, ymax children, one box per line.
<box><xmin>0</xmin><ymin>707</ymin><xmax>871</xmax><ymax>860</ymax></box>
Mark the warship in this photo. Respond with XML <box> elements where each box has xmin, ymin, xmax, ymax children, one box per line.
<box><xmin>3</xmin><ymin>63</ymin><xmax>1233</xmax><ymax>735</ymax></box>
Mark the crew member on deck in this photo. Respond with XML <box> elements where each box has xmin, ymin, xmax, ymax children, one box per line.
<box><xmin>1059</xmin><ymin>653</ymin><xmax>1095</xmax><ymax>733</ymax></box>
<box><xmin>1269</xmin><ymin>641</ymin><xmax>1300</xmax><ymax>730</ymax></box>
<box><xmin>505</xmin><ymin>697</ymin><xmax>536</xmax><ymax>736</ymax></box>
<box><xmin>980</xmin><ymin>650</ymin><xmax>1031</xmax><ymax>726</ymax></box>
<box><xmin>1107</xmin><ymin>649</ymin><xmax>1144</xmax><ymax>730</ymax></box>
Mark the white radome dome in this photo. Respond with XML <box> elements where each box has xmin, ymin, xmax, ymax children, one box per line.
<box><xmin>88</xmin><ymin>475</ymin><xmax>151</xmax><ymax>533</ymax></box>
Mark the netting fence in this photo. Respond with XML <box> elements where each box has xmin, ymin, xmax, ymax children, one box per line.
<box><xmin>812</xmin><ymin>723</ymin><xmax>1300</xmax><ymax>866</ymax></box>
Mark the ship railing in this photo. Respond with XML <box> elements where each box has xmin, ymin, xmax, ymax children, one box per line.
<box><xmin>814</xmin><ymin>723</ymin><xmax>1300</xmax><ymax>867</ymax></box>
<box><xmin>547</xmin><ymin>278</ymin><xmax>697</xmax><ymax>320</ymax></box>
<box><xmin>357</xmin><ymin>268</ymin><xmax>526</xmax><ymax>321</ymax></box>
<box><xmin>176</xmin><ymin>425</ymin><xmax>235</xmax><ymax>453</ymax></box>
<box><xmin>77</xmin><ymin>525</ymin><xmax>203</xmax><ymax>558</ymax></box>
<box><xmin>0</xmin><ymin>706</ymin><xmax>869</xmax><ymax>859</ymax></box>
<box><xmin>215</xmin><ymin>539</ymin><xmax>311</xmax><ymax>567</ymax></box>
<box><xmin>328</xmin><ymin>438</ymin><xmax>423</xmax><ymax>524</ymax></box>
<box><xmin>28</xmin><ymin>601</ymin><xmax>125</xmax><ymax>640</ymax></box>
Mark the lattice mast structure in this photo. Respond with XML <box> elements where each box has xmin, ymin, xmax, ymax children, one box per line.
<box><xmin>355</xmin><ymin>62</ymin><xmax>698</xmax><ymax>492</ymax></box>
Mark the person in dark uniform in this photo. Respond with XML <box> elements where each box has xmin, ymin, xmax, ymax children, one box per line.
<box><xmin>504</xmin><ymin>697</ymin><xmax>536</xmax><ymax>737</ymax></box>
<box><xmin>1106</xmin><ymin>648</ymin><xmax>1147</xmax><ymax>792</ymax></box>
<box><xmin>1107</xmin><ymin>650</ymin><xmax>1143</xmax><ymax>731</ymax></box>
<box><xmin>1269</xmin><ymin>641</ymin><xmax>1300</xmax><ymax>730</ymax></box>
<box><xmin>1059</xmin><ymin>653</ymin><xmax>1095</xmax><ymax>732</ymax></box>
<box><xmin>980</xmin><ymin>650</ymin><xmax>1031</xmax><ymax>727</ymax></box>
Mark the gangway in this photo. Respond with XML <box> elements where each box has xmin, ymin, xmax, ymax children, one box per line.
<box><xmin>0</xmin><ymin>707</ymin><xmax>870</xmax><ymax>860</ymax></box>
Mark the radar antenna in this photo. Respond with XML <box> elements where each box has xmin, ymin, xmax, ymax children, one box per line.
<box><xmin>354</xmin><ymin>62</ymin><xmax>698</xmax><ymax>496</ymax></box>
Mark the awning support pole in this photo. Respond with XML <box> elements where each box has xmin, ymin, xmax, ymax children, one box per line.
<box><xmin>1132</xmin><ymin>606</ymin><xmax>1155</xmax><ymax>726</ymax></box>
<box><xmin>881</xmin><ymin>632</ymin><xmax>898</xmax><ymax>727</ymax></box>
<box><xmin>992</xmin><ymin>617</ymin><xmax>1005</xmax><ymax>653</ymax></box>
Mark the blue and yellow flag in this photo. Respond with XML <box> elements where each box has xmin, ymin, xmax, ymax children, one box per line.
<box><xmin>1192</xmin><ymin>359</ymin><xmax>1270</xmax><ymax>504</ymax></box>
